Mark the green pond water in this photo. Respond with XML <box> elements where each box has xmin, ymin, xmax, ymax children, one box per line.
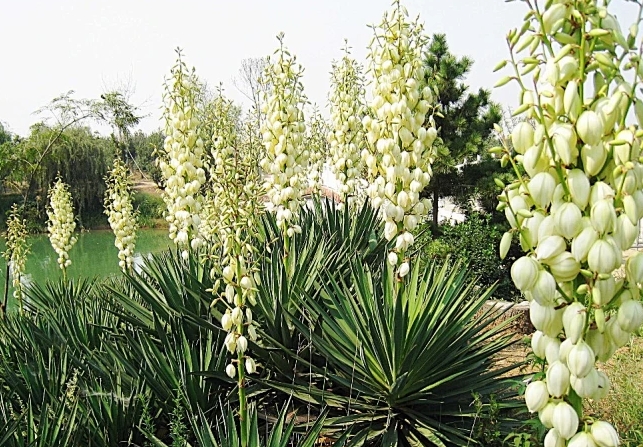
<box><xmin>1</xmin><ymin>229</ymin><xmax>173</xmax><ymax>309</ymax></box>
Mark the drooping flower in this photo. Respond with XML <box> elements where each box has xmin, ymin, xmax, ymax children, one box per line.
<box><xmin>47</xmin><ymin>178</ymin><xmax>77</xmax><ymax>276</ymax></box>
<box><xmin>104</xmin><ymin>158</ymin><xmax>139</xmax><ymax>272</ymax></box>
<box><xmin>362</xmin><ymin>0</ymin><xmax>438</xmax><ymax>273</ymax></box>
<box><xmin>259</xmin><ymin>33</ymin><xmax>308</xmax><ymax>237</ymax></box>
<box><xmin>159</xmin><ymin>49</ymin><xmax>207</xmax><ymax>259</ymax></box>
<box><xmin>495</xmin><ymin>0</ymin><xmax>643</xmax><ymax>440</ymax></box>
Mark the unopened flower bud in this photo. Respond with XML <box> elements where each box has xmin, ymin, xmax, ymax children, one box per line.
<box><xmin>525</xmin><ymin>380</ymin><xmax>550</xmax><ymax>412</ymax></box>
<box><xmin>590</xmin><ymin>421</ymin><xmax>619</xmax><ymax>447</ymax></box>
<box><xmin>552</xmin><ymin>401</ymin><xmax>579</xmax><ymax>440</ymax></box>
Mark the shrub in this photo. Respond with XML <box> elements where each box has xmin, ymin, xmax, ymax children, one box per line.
<box><xmin>132</xmin><ymin>191</ymin><xmax>165</xmax><ymax>227</ymax></box>
<box><xmin>419</xmin><ymin>212</ymin><xmax>521</xmax><ymax>301</ymax></box>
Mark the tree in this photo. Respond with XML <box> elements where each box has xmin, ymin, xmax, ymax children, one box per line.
<box><xmin>0</xmin><ymin>122</ymin><xmax>19</xmax><ymax>192</ymax></box>
<box><xmin>16</xmin><ymin>91</ymin><xmax>103</xmax><ymax>206</ymax></box>
<box><xmin>98</xmin><ymin>90</ymin><xmax>143</xmax><ymax>161</ymax></box>
<box><xmin>17</xmin><ymin>124</ymin><xmax>114</xmax><ymax>220</ymax></box>
<box><xmin>423</xmin><ymin>33</ymin><xmax>501</xmax><ymax>229</ymax></box>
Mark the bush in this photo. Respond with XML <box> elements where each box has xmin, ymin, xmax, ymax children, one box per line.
<box><xmin>132</xmin><ymin>191</ymin><xmax>165</xmax><ymax>227</ymax></box>
<box><xmin>0</xmin><ymin>201</ymin><xmax>526</xmax><ymax>446</ymax></box>
<box><xmin>418</xmin><ymin>212</ymin><xmax>521</xmax><ymax>301</ymax></box>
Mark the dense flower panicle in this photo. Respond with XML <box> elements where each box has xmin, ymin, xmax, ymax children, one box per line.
<box><xmin>207</xmin><ymin>87</ymin><xmax>263</xmax><ymax>378</ymax></box>
<box><xmin>47</xmin><ymin>178</ymin><xmax>77</xmax><ymax>272</ymax></box>
<box><xmin>496</xmin><ymin>0</ymin><xmax>643</xmax><ymax>442</ymax></box>
<box><xmin>305</xmin><ymin>106</ymin><xmax>330</xmax><ymax>194</ymax></box>
<box><xmin>328</xmin><ymin>44</ymin><xmax>368</xmax><ymax>207</ymax></box>
<box><xmin>259</xmin><ymin>33</ymin><xmax>309</xmax><ymax>237</ymax></box>
<box><xmin>159</xmin><ymin>51</ymin><xmax>207</xmax><ymax>259</ymax></box>
<box><xmin>105</xmin><ymin>159</ymin><xmax>139</xmax><ymax>272</ymax></box>
<box><xmin>362</xmin><ymin>1</ymin><xmax>438</xmax><ymax>273</ymax></box>
<box><xmin>3</xmin><ymin>205</ymin><xmax>30</xmax><ymax>304</ymax></box>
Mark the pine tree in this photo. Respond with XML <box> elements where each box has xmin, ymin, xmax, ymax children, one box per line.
<box><xmin>424</xmin><ymin>33</ymin><xmax>501</xmax><ymax>229</ymax></box>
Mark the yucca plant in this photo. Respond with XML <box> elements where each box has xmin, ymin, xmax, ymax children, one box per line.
<box><xmin>143</xmin><ymin>403</ymin><xmax>339</xmax><ymax>447</ymax></box>
<box><xmin>251</xmin><ymin>198</ymin><xmax>390</xmax><ymax>388</ymax></box>
<box><xmin>267</xmin><ymin>258</ymin><xmax>523</xmax><ymax>447</ymax></box>
<box><xmin>0</xmin><ymin>278</ymin><xmax>153</xmax><ymax>447</ymax></box>
<box><xmin>105</xmin><ymin>249</ymin><xmax>233</xmax><ymax>420</ymax></box>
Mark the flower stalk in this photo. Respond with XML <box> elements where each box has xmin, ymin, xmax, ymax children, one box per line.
<box><xmin>496</xmin><ymin>1</ymin><xmax>643</xmax><ymax>444</ymax></box>
<box><xmin>363</xmin><ymin>0</ymin><xmax>438</xmax><ymax>281</ymax></box>
<box><xmin>259</xmin><ymin>33</ymin><xmax>308</xmax><ymax>252</ymax></box>
<box><xmin>328</xmin><ymin>41</ymin><xmax>368</xmax><ymax>208</ymax></box>
<box><xmin>159</xmin><ymin>49</ymin><xmax>207</xmax><ymax>260</ymax></box>
<box><xmin>2</xmin><ymin>205</ymin><xmax>30</xmax><ymax>314</ymax></box>
<box><xmin>207</xmin><ymin>87</ymin><xmax>263</xmax><ymax>447</ymax></box>
<box><xmin>105</xmin><ymin>158</ymin><xmax>139</xmax><ymax>272</ymax></box>
<box><xmin>46</xmin><ymin>178</ymin><xmax>77</xmax><ymax>281</ymax></box>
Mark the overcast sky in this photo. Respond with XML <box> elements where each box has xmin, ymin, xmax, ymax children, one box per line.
<box><xmin>0</xmin><ymin>0</ymin><xmax>637</xmax><ymax>137</ymax></box>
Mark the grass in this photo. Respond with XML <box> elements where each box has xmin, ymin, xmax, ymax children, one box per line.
<box><xmin>586</xmin><ymin>335</ymin><xmax>643</xmax><ymax>447</ymax></box>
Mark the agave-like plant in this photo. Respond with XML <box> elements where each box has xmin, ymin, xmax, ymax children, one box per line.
<box><xmin>105</xmin><ymin>249</ymin><xmax>233</xmax><ymax>418</ymax></box>
<box><xmin>270</xmin><ymin>258</ymin><xmax>523</xmax><ymax>447</ymax></box>
<box><xmin>251</xmin><ymin>198</ymin><xmax>389</xmax><ymax>382</ymax></box>
<box><xmin>143</xmin><ymin>403</ymin><xmax>338</xmax><ymax>447</ymax></box>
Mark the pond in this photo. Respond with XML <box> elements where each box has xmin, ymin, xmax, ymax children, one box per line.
<box><xmin>1</xmin><ymin>229</ymin><xmax>173</xmax><ymax>310</ymax></box>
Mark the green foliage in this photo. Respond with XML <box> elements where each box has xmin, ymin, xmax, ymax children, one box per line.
<box><xmin>419</xmin><ymin>213</ymin><xmax>521</xmax><ymax>301</ymax></box>
<box><xmin>0</xmin><ymin>199</ymin><xmax>525</xmax><ymax>446</ymax></box>
<box><xmin>263</xmin><ymin>256</ymin><xmax>523</xmax><ymax>446</ymax></box>
<box><xmin>133</xmin><ymin>191</ymin><xmax>166</xmax><ymax>227</ymax></box>
<box><xmin>130</xmin><ymin>129</ymin><xmax>165</xmax><ymax>185</ymax></box>
<box><xmin>13</xmin><ymin>124</ymin><xmax>114</xmax><ymax>218</ymax></box>
<box><xmin>423</xmin><ymin>33</ymin><xmax>501</xmax><ymax>227</ymax></box>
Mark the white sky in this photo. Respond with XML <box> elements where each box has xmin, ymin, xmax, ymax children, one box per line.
<box><xmin>0</xmin><ymin>0</ymin><xmax>637</xmax><ymax>137</ymax></box>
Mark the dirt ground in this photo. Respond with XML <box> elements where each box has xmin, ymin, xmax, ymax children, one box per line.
<box><xmin>132</xmin><ymin>173</ymin><xmax>162</xmax><ymax>196</ymax></box>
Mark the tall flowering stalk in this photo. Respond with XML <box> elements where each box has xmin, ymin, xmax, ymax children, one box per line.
<box><xmin>328</xmin><ymin>42</ymin><xmax>368</xmax><ymax>207</ymax></box>
<box><xmin>159</xmin><ymin>50</ymin><xmax>207</xmax><ymax>259</ymax></box>
<box><xmin>3</xmin><ymin>205</ymin><xmax>30</xmax><ymax>313</ymax></box>
<box><xmin>259</xmin><ymin>33</ymin><xmax>308</xmax><ymax>240</ymax></box>
<box><xmin>362</xmin><ymin>1</ymin><xmax>438</xmax><ymax>278</ymax></box>
<box><xmin>105</xmin><ymin>158</ymin><xmax>139</xmax><ymax>272</ymax></box>
<box><xmin>305</xmin><ymin>105</ymin><xmax>330</xmax><ymax>194</ymax></box>
<box><xmin>47</xmin><ymin>178</ymin><xmax>77</xmax><ymax>280</ymax></box>
<box><xmin>207</xmin><ymin>87</ymin><xmax>263</xmax><ymax>447</ymax></box>
<box><xmin>495</xmin><ymin>1</ymin><xmax>643</xmax><ymax>445</ymax></box>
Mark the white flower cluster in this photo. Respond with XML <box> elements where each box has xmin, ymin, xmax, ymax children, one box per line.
<box><xmin>105</xmin><ymin>159</ymin><xmax>139</xmax><ymax>272</ymax></box>
<box><xmin>305</xmin><ymin>106</ymin><xmax>330</xmax><ymax>194</ymax></box>
<box><xmin>259</xmin><ymin>33</ymin><xmax>309</xmax><ymax>237</ymax></box>
<box><xmin>159</xmin><ymin>52</ymin><xmax>207</xmax><ymax>259</ymax></box>
<box><xmin>362</xmin><ymin>1</ymin><xmax>437</xmax><ymax>275</ymax></box>
<box><xmin>220</xmin><ymin>261</ymin><xmax>259</xmax><ymax>379</ymax></box>
<box><xmin>47</xmin><ymin>178</ymin><xmax>77</xmax><ymax>273</ymax></box>
<box><xmin>207</xmin><ymin>88</ymin><xmax>263</xmax><ymax>379</ymax></box>
<box><xmin>497</xmin><ymin>1</ymin><xmax>643</xmax><ymax>444</ymax></box>
<box><xmin>3</xmin><ymin>205</ymin><xmax>30</xmax><ymax>305</ymax></box>
<box><xmin>328</xmin><ymin>43</ymin><xmax>368</xmax><ymax>207</ymax></box>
